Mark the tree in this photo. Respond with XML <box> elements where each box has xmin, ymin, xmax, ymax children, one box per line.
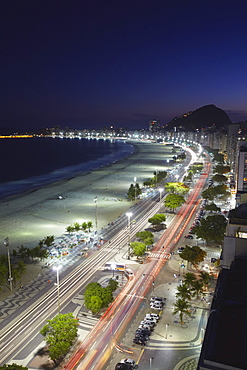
<box><xmin>183</xmin><ymin>272</ymin><xmax>196</xmax><ymax>288</ymax></box>
<box><xmin>43</xmin><ymin>235</ymin><xmax>55</xmax><ymax>247</ymax></box>
<box><xmin>176</xmin><ymin>283</ymin><xmax>192</xmax><ymax>301</ymax></box>
<box><xmin>211</xmin><ymin>174</ymin><xmax>228</xmax><ymax>183</ymax></box>
<box><xmin>164</xmin><ymin>193</ymin><xmax>186</xmax><ymax>212</ymax></box>
<box><xmin>199</xmin><ymin>271</ymin><xmax>212</xmax><ymax>290</ymax></box>
<box><xmin>107</xmin><ymin>278</ymin><xmax>119</xmax><ymax>292</ymax></box>
<box><xmin>173</xmin><ymin>298</ymin><xmax>191</xmax><ymax>324</ymax></box>
<box><xmin>193</xmin><ymin>214</ymin><xmax>227</xmax><ymax>244</ymax></box>
<box><xmin>16</xmin><ymin>260</ymin><xmax>27</xmax><ymax>285</ymax></box>
<box><xmin>73</xmin><ymin>222</ymin><xmax>81</xmax><ymax>231</ymax></box>
<box><xmin>179</xmin><ymin>245</ymin><xmax>207</xmax><ymax>267</ymax></box>
<box><xmin>130</xmin><ymin>241</ymin><xmax>146</xmax><ymax>258</ymax></box>
<box><xmin>136</xmin><ymin>231</ymin><xmax>154</xmax><ymax>246</ymax></box>
<box><xmin>82</xmin><ymin>222</ymin><xmax>87</xmax><ymax>231</ymax></box>
<box><xmin>40</xmin><ymin>313</ymin><xmax>78</xmax><ymax>364</ymax></box>
<box><xmin>165</xmin><ymin>182</ymin><xmax>189</xmax><ymax>195</ymax></box>
<box><xmin>191</xmin><ymin>279</ymin><xmax>204</xmax><ymax>299</ymax></box>
<box><xmin>213</xmin><ymin>164</ymin><xmax>230</xmax><ymax>174</ymax></box>
<box><xmin>0</xmin><ymin>365</ymin><xmax>28</xmax><ymax>370</ymax></box>
<box><xmin>148</xmin><ymin>214</ymin><xmax>166</xmax><ymax>229</ymax></box>
<box><xmin>127</xmin><ymin>183</ymin><xmax>141</xmax><ymax>200</ymax></box>
<box><xmin>66</xmin><ymin>225</ymin><xmax>74</xmax><ymax>233</ymax></box>
<box><xmin>87</xmin><ymin>221</ymin><xmax>93</xmax><ymax>231</ymax></box>
<box><xmin>84</xmin><ymin>282</ymin><xmax>114</xmax><ymax>314</ymax></box>
<box><xmin>204</xmin><ymin>203</ymin><xmax>221</xmax><ymax>213</ymax></box>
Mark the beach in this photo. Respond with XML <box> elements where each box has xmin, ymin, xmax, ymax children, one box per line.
<box><xmin>0</xmin><ymin>141</ymin><xmax>174</xmax><ymax>253</ymax></box>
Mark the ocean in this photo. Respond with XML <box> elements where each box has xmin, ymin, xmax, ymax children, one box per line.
<box><xmin>0</xmin><ymin>137</ymin><xmax>134</xmax><ymax>199</ymax></box>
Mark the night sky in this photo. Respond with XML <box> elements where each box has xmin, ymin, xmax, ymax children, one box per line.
<box><xmin>1</xmin><ymin>0</ymin><xmax>247</xmax><ymax>130</ymax></box>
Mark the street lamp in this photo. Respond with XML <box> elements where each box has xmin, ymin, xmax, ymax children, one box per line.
<box><xmin>134</xmin><ymin>177</ymin><xmax>137</xmax><ymax>202</ymax></box>
<box><xmin>155</xmin><ymin>167</ymin><xmax>157</xmax><ymax>187</ymax></box>
<box><xmin>158</xmin><ymin>187</ymin><xmax>163</xmax><ymax>210</ymax></box>
<box><xmin>4</xmin><ymin>237</ymin><xmax>13</xmax><ymax>291</ymax></box>
<box><xmin>53</xmin><ymin>265</ymin><xmax>62</xmax><ymax>313</ymax></box>
<box><xmin>143</xmin><ymin>273</ymin><xmax>155</xmax><ymax>291</ymax></box>
<box><xmin>165</xmin><ymin>323</ymin><xmax>169</xmax><ymax>339</ymax></box>
<box><xmin>126</xmin><ymin>212</ymin><xmax>133</xmax><ymax>259</ymax></box>
<box><xmin>94</xmin><ymin>196</ymin><xmax>98</xmax><ymax>233</ymax></box>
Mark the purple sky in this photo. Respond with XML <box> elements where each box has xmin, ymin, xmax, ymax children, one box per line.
<box><xmin>1</xmin><ymin>0</ymin><xmax>247</xmax><ymax>130</ymax></box>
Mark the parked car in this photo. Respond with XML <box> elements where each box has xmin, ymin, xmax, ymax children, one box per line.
<box><xmin>144</xmin><ymin>316</ymin><xmax>158</xmax><ymax>323</ymax></box>
<box><xmin>150</xmin><ymin>296</ymin><xmax>165</xmax><ymax>303</ymax></box>
<box><xmin>133</xmin><ymin>338</ymin><xmax>147</xmax><ymax>346</ymax></box>
<box><xmin>177</xmin><ymin>247</ymin><xmax>185</xmax><ymax>253</ymax></box>
<box><xmin>136</xmin><ymin>328</ymin><xmax>151</xmax><ymax>336</ymax></box>
<box><xmin>120</xmin><ymin>359</ymin><xmax>136</xmax><ymax>368</ymax></box>
<box><xmin>140</xmin><ymin>320</ymin><xmax>155</xmax><ymax>327</ymax></box>
<box><xmin>145</xmin><ymin>313</ymin><xmax>160</xmax><ymax>321</ymax></box>
<box><xmin>138</xmin><ymin>324</ymin><xmax>153</xmax><ymax>331</ymax></box>
<box><xmin>115</xmin><ymin>363</ymin><xmax>133</xmax><ymax>370</ymax></box>
<box><xmin>150</xmin><ymin>303</ymin><xmax>163</xmax><ymax>310</ymax></box>
<box><xmin>184</xmin><ymin>234</ymin><xmax>193</xmax><ymax>239</ymax></box>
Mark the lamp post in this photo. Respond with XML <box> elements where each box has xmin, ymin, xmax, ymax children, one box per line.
<box><xmin>165</xmin><ymin>323</ymin><xmax>169</xmax><ymax>339</ymax></box>
<box><xmin>126</xmin><ymin>212</ymin><xmax>132</xmax><ymax>259</ymax></box>
<box><xmin>143</xmin><ymin>273</ymin><xmax>155</xmax><ymax>291</ymax></box>
<box><xmin>158</xmin><ymin>187</ymin><xmax>163</xmax><ymax>210</ymax></box>
<box><xmin>155</xmin><ymin>167</ymin><xmax>157</xmax><ymax>187</ymax></box>
<box><xmin>94</xmin><ymin>196</ymin><xmax>98</xmax><ymax>233</ymax></box>
<box><xmin>4</xmin><ymin>237</ymin><xmax>13</xmax><ymax>291</ymax></box>
<box><xmin>134</xmin><ymin>177</ymin><xmax>137</xmax><ymax>202</ymax></box>
<box><xmin>53</xmin><ymin>265</ymin><xmax>62</xmax><ymax>313</ymax></box>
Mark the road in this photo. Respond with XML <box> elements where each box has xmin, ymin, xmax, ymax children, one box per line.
<box><xmin>63</xmin><ymin>155</ymin><xmax>211</xmax><ymax>369</ymax></box>
<box><xmin>0</xmin><ymin>145</ymin><xmax>202</xmax><ymax>368</ymax></box>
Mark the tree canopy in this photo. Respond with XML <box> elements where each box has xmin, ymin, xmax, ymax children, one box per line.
<box><xmin>204</xmin><ymin>203</ymin><xmax>221</xmax><ymax>213</ymax></box>
<box><xmin>136</xmin><ymin>231</ymin><xmax>154</xmax><ymax>246</ymax></box>
<box><xmin>165</xmin><ymin>182</ymin><xmax>189</xmax><ymax>195</ymax></box>
<box><xmin>130</xmin><ymin>241</ymin><xmax>146</xmax><ymax>258</ymax></box>
<box><xmin>193</xmin><ymin>214</ymin><xmax>227</xmax><ymax>244</ymax></box>
<box><xmin>202</xmin><ymin>184</ymin><xmax>230</xmax><ymax>201</ymax></box>
<box><xmin>127</xmin><ymin>183</ymin><xmax>142</xmax><ymax>200</ymax></box>
<box><xmin>213</xmin><ymin>164</ymin><xmax>230</xmax><ymax>174</ymax></box>
<box><xmin>148</xmin><ymin>214</ymin><xmax>166</xmax><ymax>228</ymax></box>
<box><xmin>164</xmin><ymin>194</ymin><xmax>186</xmax><ymax>211</ymax></box>
<box><xmin>179</xmin><ymin>245</ymin><xmax>207</xmax><ymax>266</ymax></box>
<box><xmin>84</xmin><ymin>281</ymin><xmax>116</xmax><ymax>314</ymax></box>
<box><xmin>211</xmin><ymin>174</ymin><xmax>228</xmax><ymax>183</ymax></box>
<box><xmin>40</xmin><ymin>313</ymin><xmax>78</xmax><ymax>364</ymax></box>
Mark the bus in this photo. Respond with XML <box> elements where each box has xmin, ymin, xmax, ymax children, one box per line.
<box><xmin>104</xmin><ymin>262</ymin><xmax>125</xmax><ymax>271</ymax></box>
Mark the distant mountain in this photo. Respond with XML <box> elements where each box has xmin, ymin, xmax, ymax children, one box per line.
<box><xmin>166</xmin><ymin>104</ymin><xmax>232</xmax><ymax>131</ymax></box>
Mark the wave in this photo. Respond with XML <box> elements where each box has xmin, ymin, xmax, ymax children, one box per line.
<box><xmin>0</xmin><ymin>140</ymin><xmax>134</xmax><ymax>199</ymax></box>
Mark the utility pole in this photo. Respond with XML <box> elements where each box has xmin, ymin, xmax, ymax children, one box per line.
<box><xmin>4</xmin><ymin>237</ymin><xmax>13</xmax><ymax>291</ymax></box>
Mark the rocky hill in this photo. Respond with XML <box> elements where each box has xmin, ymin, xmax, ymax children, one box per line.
<box><xmin>166</xmin><ymin>104</ymin><xmax>232</xmax><ymax>131</ymax></box>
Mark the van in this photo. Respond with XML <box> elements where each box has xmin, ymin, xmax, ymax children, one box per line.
<box><xmin>125</xmin><ymin>269</ymin><xmax>134</xmax><ymax>277</ymax></box>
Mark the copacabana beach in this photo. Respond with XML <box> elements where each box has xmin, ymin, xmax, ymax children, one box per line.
<box><xmin>0</xmin><ymin>141</ymin><xmax>175</xmax><ymax>253</ymax></box>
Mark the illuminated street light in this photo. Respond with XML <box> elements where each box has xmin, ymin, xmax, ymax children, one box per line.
<box><xmin>53</xmin><ymin>265</ymin><xmax>62</xmax><ymax>313</ymax></box>
<box><xmin>126</xmin><ymin>212</ymin><xmax>133</xmax><ymax>259</ymax></box>
<box><xmin>94</xmin><ymin>196</ymin><xmax>98</xmax><ymax>233</ymax></box>
<box><xmin>4</xmin><ymin>237</ymin><xmax>13</xmax><ymax>291</ymax></box>
<box><xmin>158</xmin><ymin>187</ymin><xmax>163</xmax><ymax>210</ymax></box>
<box><xmin>134</xmin><ymin>177</ymin><xmax>137</xmax><ymax>202</ymax></box>
<box><xmin>143</xmin><ymin>273</ymin><xmax>155</xmax><ymax>291</ymax></box>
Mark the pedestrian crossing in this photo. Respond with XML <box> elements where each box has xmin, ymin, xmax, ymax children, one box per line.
<box><xmin>147</xmin><ymin>252</ymin><xmax>171</xmax><ymax>259</ymax></box>
<box><xmin>77</xmin><ymin>311</ymin><xmax>99</xmax><ymax>331</ymax></box>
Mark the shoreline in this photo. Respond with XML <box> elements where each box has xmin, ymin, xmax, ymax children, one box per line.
<box><xmin>0</xmin><ymin>141</ymin><xmax>175</xmax><ymax>253</ymax></box>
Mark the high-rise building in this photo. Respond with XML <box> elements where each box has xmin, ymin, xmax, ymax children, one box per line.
<box><xmin>149</xmin><ymin>119</ymin><xmax>160</xmax><ymax>132</ymax></box>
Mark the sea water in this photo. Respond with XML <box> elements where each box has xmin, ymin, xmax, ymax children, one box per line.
<box><xmin>0</xmin><ymin>137</ymin><xmax>133</xmax><ymax>199</ymax></box>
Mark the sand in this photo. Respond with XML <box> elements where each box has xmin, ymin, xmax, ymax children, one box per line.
<box><xmin>0</xmin><ymin>141</ymin><xmax>175</xmax><ymax>253</ymax></box>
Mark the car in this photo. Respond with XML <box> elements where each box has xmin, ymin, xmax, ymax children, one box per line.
<box><xmin>133</xmin><ymin>338</ymin><xmax>147</xmax><ymax>345</ymax></box>
<box><xmin>150</xmin><ymin>296</ymin><xmax>165</xmax><ymax>303</ymax></box>
<box><xmin>120</xmin><ymin>359</ymin><xmax>136</xmax><ymax>368</ymax></box>
<box><xmin>145</xmin><ymin>313</ymin><xmax>160</xmax><ymax>320</ymax></box>
<box><xmin>140</xmin><ymin>320</ymin><xmax>155</xmax><ymax>327</ymax></box>
<box><xmin>115</xmin><ymin>363</ymin><xmax>133</xmax><ymax>370</ymax></box>
<box><xmin>136</xmin><ymin>328</ymin><xmax>151</xmax><ymax>336</ymax></box>
<box><xmin>134</xmin><ymin>334</ymin><xmax>149</xmax><ymax>341</ymax></box>
<box><xmin>177</xmin><ymin>247</ymin><xmax>185</xmax><ymax>253</ymax></box>
<box><xmin>138</xmin><ymin>324</ymin><xmax>153</xmax><ymax>331</ymax></box>
<box><xmin>184</xmin><ymin>234</ymin><xmax>193</xmax><ymax>239</ymax></box>
<box><xmin>144</xmin><ymin>315</ymin><xmax>158</xmax><ymax>323</ymax></box>
<box><xmin>150</xmin><ymin>304</ymin><xmax>163</xmax><ymax>310</ymax></box>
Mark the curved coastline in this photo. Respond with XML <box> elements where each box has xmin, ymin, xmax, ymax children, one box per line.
<box><xmin>0</xmin><ymin>139</ymin><xmax>134</xmax><ymax>199</ymax></box>
<box><xmin>0</xmin><ymin>141</ymin><xmax>175</xmax><ymax>253</ymax></box>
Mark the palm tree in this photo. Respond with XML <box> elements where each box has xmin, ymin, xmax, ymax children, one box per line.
<box><xmin>183</xmin><ymin>272</ymin><xmax>196</xmax><ymax>288</ymax></box>
<box><xmin>191</xmin><ymin>280</ymin><xmax>204</xmax><ymax>299</ymax></box>
<box><xmin>87</xmin><ymin>221</ymin><xmax>93</xmax><ymax>232</ymax></box>
<box><xmin>82</xmin><ymin>222</ymin><xmax>88</xmax><ymax>232</ymax></box>
<box><xmin>73</xmin><ymin>222</ymin><xmax>81</xmax><ymax>232</ymax></box>
<box><xmin>199</xmin><ymin>271</ymin><xmax>211</xmax><ymax>290</ymax></box>
<box><xmin>16</xmin><ymin>261</ymin><xmax>27</xmax><ymax>285</ymax></box>
<box><xmin>173</xmin><ymin>298</ymin><xmax>191</xmax><ymax>324</ymax></box>
<box><xmin>176</xmin><ymin>283</ymin><xmax>192</xmax><ymax>301</ymax></box>
<box><xmin>66</xmin><ymin>225</ymin><xmax>74</xmax><ymax>234</ymax></box>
